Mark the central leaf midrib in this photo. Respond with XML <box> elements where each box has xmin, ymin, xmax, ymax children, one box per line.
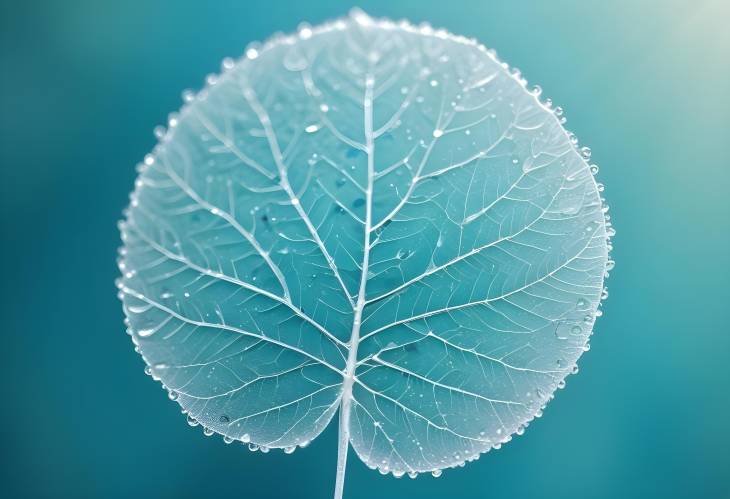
<box><xmin>333</xmin><ymin>70</ymin><xmax>376</xmax><ymax>499</ymax></box>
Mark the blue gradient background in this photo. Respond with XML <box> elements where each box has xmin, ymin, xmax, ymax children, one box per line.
<box><xmin>1</xmin><ymin>1</ymin><xmax>728</xmax><ymax>498</ymax></box>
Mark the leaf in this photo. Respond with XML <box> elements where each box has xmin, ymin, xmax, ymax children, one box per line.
<box><xmin>118</xmin><ymin>9</ymin><xmax>612</xmax><ymax>498</ymax></box>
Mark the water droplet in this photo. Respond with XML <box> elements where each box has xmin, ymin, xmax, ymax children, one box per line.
<box><xmin>350</xmin><ymin>7</ymin><xmax>372</xmax><ymax>26</ymax></box>
<box><xmin>431</xmin><ymin>469</ymin><xmax>442</xmax><ymax>478</ymax></box>
<box><xmin>305</xmin><ymin>124</ymin><xmax>320</xmax><ymax>133</ymax></box>
<box><xmin>203</xmin><ymin>427</ymin><xmax>214</xmax><ymax>437</ymax></box>
<box><xmin>186</xmin><ymin>415</ymin><xmax>199</xmax><ymax>427</ymax></box>
<box><xmin>248</xmin><ymin>443</ymin><xmax>259</xmax><ymax>452</ymax></box>
<box><xmin>223</xmin><ymin>436</ymin><xmax>234</xmax><ymax>444</ymax></box>
<box><xmin>298</xmin><ymin>23</ymin><xmax>313</xmax><ymax>39</ymax></box>
<box><xmin>221</xmin><ymin>57</ymin><xmax>235</xmax><ymax>70</ymax></box>
<box><xmin>580</xmin><ymin>146</ymin><xmax>592</xmax><ymax>159</ymax></box>
<box><xmin>180</xmin><ymin>89</ymin><xmax>196</xmax><ymax>105</ymax></box>
<box><xmin>284</xmin><ymin>446</ymin><xmax>296</xmax><ymax>454</ymax></box>
<box><xmin>555</xmin><ymin>322</ymin><xmax>571</xmax><ymax>340</ymax></box>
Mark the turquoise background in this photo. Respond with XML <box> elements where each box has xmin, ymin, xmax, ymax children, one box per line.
<box><xmin>1</xmin><ymin>1</ymin><xmax>728</xmax><ymax>498</ymax></box>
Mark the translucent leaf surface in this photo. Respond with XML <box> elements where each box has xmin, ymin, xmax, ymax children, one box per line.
<box><xmin>118</xmin><ymin>9</ymin><xmax>610</xmax><ymax>497</ymax></box>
